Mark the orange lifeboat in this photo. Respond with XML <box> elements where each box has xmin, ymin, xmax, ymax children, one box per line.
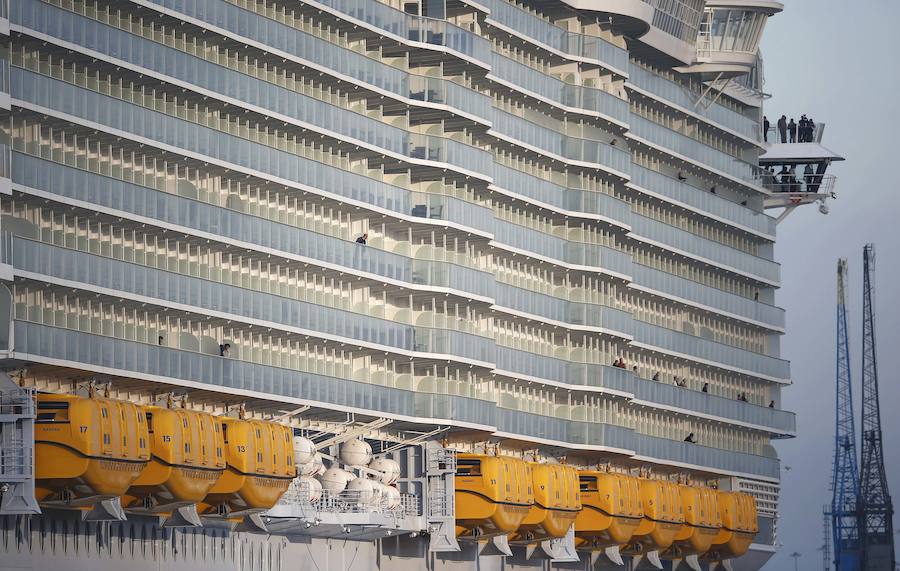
<box><xmin>625</xmin><ymin>478</ymin><xmax>685</xmax><ymax>568</ymax></box>
<box><xmin>514</xmin><ymin>463</ymin><xmax>581</xmax><ymax>541</ymax></box>
<box><xmin>574</xmin><ymin>471</ymin><xmax>643</xmax><ymax>562</ymax></box>
<box><xmin>455</xmin><ymin>454</ymin><xmax>534</xmax><ymax>538</ymax></box>
<box><xmin>670</xmin><ymin>484</ymin><xmax>722</xmax><ymax>566</ymax></box>
<box><xmin>709</xmin><ymin>491</ymin><xmax>758</xmax><ymax>559</ymax></box>
<box><xmin>123</xmin><ymin>405</ymin><xmax>226</xmax><ymax>523</ymax></box>
<box><xmin>34</xmin><ymin>392</ymin><xmax>149</xmax><ymax>518</ymax></box>
<box><xmin>199</xmin><ymin>417</ymin><xmax>294</xmax><ymax>520</ymax></box>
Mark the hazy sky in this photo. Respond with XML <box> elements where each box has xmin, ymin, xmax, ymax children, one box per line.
<box><xmin>761</xmin><ymin>1</ymin><xmax>900</xmax><ymax>569</ymax></box>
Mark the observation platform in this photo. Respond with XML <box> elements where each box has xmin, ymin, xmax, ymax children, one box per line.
<box><xmin>758</xmin><ymin>123</ymin><xmax>844</xmax><ymax>216</ymax></box>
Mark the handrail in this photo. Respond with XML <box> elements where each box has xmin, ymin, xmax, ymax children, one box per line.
<box><xmin>764</xmin><ymin>122</ymin><xmax>826</xmax><ymax>144</ymax></box>
<box><xmin>761</xmin><ymin>173</ymin><xmax>836</xmax><ymax>195</ymax></box>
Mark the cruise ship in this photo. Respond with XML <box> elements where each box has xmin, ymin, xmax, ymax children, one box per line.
<box><xmin>0</xmin><ymin>0</ymin><xmax>843</xmax><ymax>569</ymax></box>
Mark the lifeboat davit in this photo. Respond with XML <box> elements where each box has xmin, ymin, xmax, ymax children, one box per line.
<box><xmin>709</xmin><ymin>491</ymin><xmax>758</xmax><ymax>559</ymax></box>
<box><xmin>514</xmin><ymin>462</ymin><xmax>581</xmax><ymax>541</ymax></box>
<box><xmin>671</xmin><ymin>485</ymin><xmax>722</xmax><ymax>558</ymax></box>
<box><xmin>574</xmin><ymin>471</ymin><xmax>644</xmax><ymax>554</ymax></box>
<box><xmin>455</xmin><ymin>454</ymin><xmax>534</xmax><ymax>538</ymax></box>
<box><xmin>123</xmin><ymin>406</ymin><xmax>226</xmax><ymax>523</ymax></box>
<box><xmin>34</xmin><ymin>393</ymin><xmax>150</xmax><ymax>518</ymax></box>
<box><xmin>199</xmin><ymin>417</ymin><xmax>295</xmax><ymax>518</ymax></box>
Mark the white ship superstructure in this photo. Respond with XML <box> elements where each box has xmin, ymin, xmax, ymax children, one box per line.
<box><xmin>0</xmin><ymin>0</ymin><xmax>841</xmax><ymax>569</ymax></box>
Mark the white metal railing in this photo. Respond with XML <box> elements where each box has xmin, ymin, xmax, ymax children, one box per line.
<box><xmin>277</xmin><ymin>480</ymin><xmax>419</xmax><ymax>517</ymax></box>
<box><xmin>764</xmin><ymin>122</ymin><xmax>826</xmax><ymax>144</ymax></box>
<box><xmin>761</xmin><ymin>173</ymin><xmax>836</xmax><ymax>196</ymax></box>
<box><xmin>0</xmin><ymin>387</ymin><xmax>35</xmax><ymax>417</ymax></box>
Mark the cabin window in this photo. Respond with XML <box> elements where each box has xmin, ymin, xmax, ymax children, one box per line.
<box><xmin>222</xmin><ymin>424</ymin><xmax>228</xmax><ymax>443</ymax></box>
<box><xmin>185</xmin><ymin>443</ymin><xmax>191</xmax><ymax>454</ymax></box>
<box><xmin>579</xmin><ymin>476</ymin><xmax>598</xmax><ymax>492</ymax></box>
<box><xmin>183</xmin><ymin>417</ymin><xmax>189</xmax><ymax>428</ymax></box>
<box><xmin>456</xmin><ymin>459</ymin><xmax>482</xmax><ymax>476</ymax></box>
<box><xmin>103</xmin><ymin>434</ymin><xmax>111</xmax><ymax>445</ymax></box>
<box><xmin>36</xmin><ymin>401</ymin><xmax>69</xmax><ymax>423</ymax></box>
<box><xmin>101</xmin><ymin>407</ymin><xmax>108</xmax><ymax>418</ymax></box>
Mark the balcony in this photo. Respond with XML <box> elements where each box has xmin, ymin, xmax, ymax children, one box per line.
<box><xmin>631</xmin><ymin>377</ymin><xmax>796</xmax><ymax>434</ymax></box>
<box><xmin>632</xmin><ymin>433</ymin><xmax>779</xmax><ymax>479</ymax></box>
<box><xmin>493</xmin><ymin>219</ymin><xmax>632</xmax><ymax>276</ymax></box>
<box><xmin>496</xmin><ymin>407</ymin><xmax>635</xmax><ymax>450</ymax></box>
<box><xmin>492</xmin><ymin>163</ymin><xmax>632</xmax><ymax>225</ymax></box>
<box><xmin>495</xmin><ymin>283</ymin><xmax>633</xmax><ymax>336</ymax></box>
<box><xmin>310</xmin><ymin>0</ymin><xmax>492</xmax><ymax>65</ymax></box>
<box><xmin>8</xmin><ymin>237</ymin><xmax>496</xmax><ymax>364</ymax></box>
<box><xmin>631</xmin><ymin>264</ymin><xmax>785</xmax><ymax>330</ymax></box>
<box><xmin>16</xmin><ymin>0</ymin><xmax>493</xmax><ymax>123</ymax></box>
<box><xmin>17</xmin><ymin>1</ymin><xmax>492</xmax><ymax>172</ymax></box>
<box><xmin>627</xmin><ymin>65</ymin><xmax>758</xmax><ymax>139</ymax></box>
<box><xmin>10</xmin><ymin>320</ymin><xmax>496</xmax><ymax>428</ymax></box>
<box><xmin>632</xmin><ymin>320</ymin><xmax>790</xmax><ymax>381</ymax></box>
<box><xmin>12</xmin><ymin>153</ymin><xmax>497</xmax><ymax>300</ymax></box>
<box><xmin>629</xmin><ymin>213</ymin><xmax>780</xmax><ymax>284</ymax></box>
<box><xmin>480</xmin><ymin>0</ymin><xmax>628</xmax><ymax>71</ymax></box>
<box><xmin>495</xmin><ymin>347</ymin><xmax>635</xmax><ymax>394</ymax></box>
<box><xmin>630</xmin><ymin>164</ymin><xmax>775</xmax><ymax>237</ymax></box>
<box><xmin>628</xmin><ymin>115</ymin><xmax>764</xmax><ymax>186</ymax></box>
<box><xmin>10</xmin><ymin>67</ymin><xmax>496</xmax><ymax>234</ymax></box>
<box><xmin>490</xmin><ymin>53</ymin><xmax>630</xmax><ymax>123</ymax></box>
<box><xmin>492</xmin><ymin>109</ymin><xmax>630</xmax><ymax>174</ymax></box>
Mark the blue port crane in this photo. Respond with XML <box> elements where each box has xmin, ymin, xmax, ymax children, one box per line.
<box><xmin>858</xmin><ymin>244</ymin><xmax>895</xmax><ymax>571</ymax></box>
<box><xmin>831</xmin><ymin>258</ymin><xmax>860</xmax><ymax>571</ymax></box>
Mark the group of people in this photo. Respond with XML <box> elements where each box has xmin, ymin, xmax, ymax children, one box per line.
<box><xmin>764</xmin><ymin>114</ymin><xmax>817</xmax><ymax>144</ymax></box>
<box><xmin>762</xmin><ymin>164</ymin><xmax>822</xmax><ymax>193</ymax></box>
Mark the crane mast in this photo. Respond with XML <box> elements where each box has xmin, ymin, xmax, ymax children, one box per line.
<box><xmin>831</xmin><ymin>258</ymin><xmax>860</xmax><ymax>571</ymax></box>
<box><xmin>858</xmin><ymin>244</ymin><xmax>895</xmax><ymax>571</ymax></box>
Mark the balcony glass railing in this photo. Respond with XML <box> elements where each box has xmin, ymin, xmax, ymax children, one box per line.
<box><xmin>481</xmin><ymin>0</ymin><xmax>628</xmax><ymax>70</ymax></box>
<box><xmin>496</xmin><ymin>408</ymin><xmax>635</xmax><ymax>449</ymax></box>
<box><xmin>12</xmin><ymin>320</ymin><xmax>495</xmax><ymax>427</ymax></box>
<box><xmin>628</xmin><ymin>66</ymin><xmax>758</xmax><ymax>140</ymax></box>
<box><xmin>630</xmin><ymin>165</ymin><xmax>775</xmax><ymax>236</ymax></box>
<box><xmin>496</xmin><ymin>347</ymin><xmax>635</xmax><ymax>394</ymax></box>
<box><xmin>10</xmin><ymin>237</ymin><xmax>495</xmax><ymax>363</ymax></box>
<box><xmin>312</xmin><ymin>0</ymin><xmax>492</xmax><ymax>64</ymax></box>
<box><xmin>492</xmin><ymin>109</ymin><xmax>630</xmax><ymax>173</ymax></box>
<box><xmin>631</xmin><ymin>376</ymin><xmax>795</xmax><ymax>433</ymax></box>
<box><xmin>632</xmin><ymin>264</ymin><xmax>785</xmax><ymax>329</ymax></box>
<box><xmin>632</xmin><ymin>433</ymin><xmax>779</xmax><ymax>478</ymax></box>
<box><xmin>14</xmin><ymin>0</ymin><xmax>492</xmax><ymax>122</ymax></box>
<box><xmin>491</xmin><ymin>53</ymin><xmax>629</xmax><ymax>123</ymax></box>
<box><xmin>11</xmin><ymin>69</ymin><xmax>493</xmax><ymax>236</ymax></box>
<box><xmin>16</xmin><ymin>3</ymin><xmax>492</xmax><ymax>175</ymax></box>
<box><xmin>495</xmin><ymin>283</ymin><xmax>632</xmax><ymax>335</ymax></box>
<box><xmin>630</xmin><ymin>213</ymin><xmax>780</xmax><ymax>283</ymax></box>
<box><xmin>632</xmin><ymin>320</ymin><xmax>790</xmax><ymax>380</ymax></box>
<box><xmin>629</xmin><ymin>115</ymin><xmax>763</xmax><ymax>185</ymax></box>
<box><xmin>493</xmin><ymin>164</ymin><xmax>632</xmax><ymax>224</ymax></box>
<box><xmin>493</xmin><ymin>219</ymin><xmax>632</xmax><ymax>276</ymax></box>
<box><xmin>12</xmin><ymin>153</ymin><xmax>497</xmax><ymax>300</ymax></box>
